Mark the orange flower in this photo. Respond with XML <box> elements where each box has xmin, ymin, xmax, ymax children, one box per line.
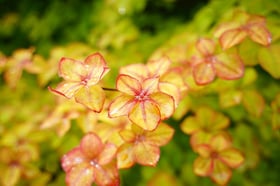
<box><xmin>190</xmin><ymin>38</ymin><xmax>244</xmax><ymax>85</ymax></box>
<box><xmin>61</xmin><ymin>133</ymin><xmax>120</xmax><ymax>186</ymax></box>
<box><xmin>117</xmin><ymin>123</ymin><xmax>174</xmax><ymax>168</ymax></box>
<box><xmin>193</xmin><ymin>133</ymin><xmax>244</xmax><ymax>185</ymax></box>
<box><xmin>108</xmin><ymin>74</ymin><xmax>175</xmax><ymax>131</ymax></box>
<box><xmin>49</xmin><ymin>52</ymin><xmax>109</xmax><ymax>112</ymax></box>
<box><xmin>214</xmin><ymin>11</ymin><xmax>272</xmax><ymax>50</ymax></box>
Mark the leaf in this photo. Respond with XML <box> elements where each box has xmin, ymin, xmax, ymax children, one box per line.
<box><xmin>193</xmin><ymin>156</ymin><xmax>212</xmax><ymax>176</ymax></box>
<box><xmin>192</xmin><ymin>62</ymin><xmax>216</xmax><ymax>85</ymax></box>
<box><xmin>129</xmin><ymin>101</ymin><xmax>161</xmax><ymax>131</ymax></box>
<box><xmin>116</xmin><ymin>74</ymin><xmax>141</xmax><ymax>95</ymax></box>
<box><xmin>219</xmin><ymin>148</ymin><xmax>244</xmax><ymax>168</ymax></box>
<box><xmin>210</xmin><ymin>160</ymin><xmax>232</xmax><ymax>185</ymax></box>
<box><xmin>214</xmin><ymin>52</ymin><xmax>244</xmax><ymax>80</ymax></box>
<box><xmin>258</xmin><ymin>44</ymin><xmax>280</xmax><ymax>79</ymax></box>
<box><xmin>133</xmin><ymin>141</ymin><xmax>160</xmax><ymax>166</ymax></box>
<box><xmin>75</xmin><ymin>85</ymin><xmax>106</xmax><ymax>112</ymax></box>
<box><xmin>150</xmin><ymin>92</ymin><xmax>175</xmax><ymax>119</ymax></box>
<box><xmin>219</xmin><ymin>28</ymin><xmax>247</xmax><ymax>50</ymax></box>
<box><xmin>146</xmin><ymin>123</ymin><xmax>174</xmax><ymax>146</ymax></box>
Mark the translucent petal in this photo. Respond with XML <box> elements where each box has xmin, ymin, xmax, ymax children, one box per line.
<box><xmin>194</xmin><ymin>144</ymin><xmax>212</xmax><ymax>157</ymax></box>
<box><xmin>196</xmin><ymin>38</ymin><xmax>216</xmax><ymax>56</ymax></box>
<box><xmin>2</xmin><ymin>166</ymin><xmax>21</xmax><ymax>186</ymax></box>
<box><xmin>80</xmin><ymin>133</ymin><xmax>103</xmax><ymax>159</ymax></box>
<box><xmin>84</xmin><ymin>53</ymin><xmax>109</xmax><ymax>85</ymax></box>
<box><xmin>214</xmin><ymin>22</ymin><xmax>240</xmax><ymax>38</ymax></box>
<box><xmin>193</xmin><ymin>62</ymin><xmax>216</xmax><ymax>85</ymax></box>
<box><xmin>75</xmin><ymin>85</ymin><xmax>105</xmax><ymax>112</ymax></box>
<box><xmin>193</xmin><ymin>156</ymin><xmax>213</xmax><ymax>176</ymax></box>
<box><xmin>219</xmin><ymin>148</ymin><xmax>244</xmax><ymax>168</ymax></box>
<box><xmin>150</xmin><ymin>92</ymin><xmax>175</xmax><ymax>119</ymax></box>
<box><xmin>117</xmin><ymin>143</ymin><xmax>135</xmax><ymax>169</ymax></box>
<box><xmin>219</xmin><ymin>28</ymin><xmax>247</xmax><ymax>50</ymax></box>
<box><xmin>117</xmin><ymin>74</ymin><xmax>141</xmax><ymax>95</ymax></box>
<box><xmin>94</xmin><ymin>161</ymin><xmax>120</xmax><ymax>186</ymax></box>
<box><xmin>119</xmin><ymin>129</ymin><xmax>136</xmax><ymax>142</ymax></box>
<box><xmin>108</xmin><ymin>95</ymin><xmax>135</xmax><ymax>117</ymax></box>
<box><xmin>190</xmin><ymin>132</ymin><xmax>213</xmax><ymax>149</ymax></box>
<box><xmin>210</xmin><ymin>133</ymin><xmax>232</xmax><ymax>152</ymax></box>
<box><xmin>129</xmin><ymin>101</ymin><xmax>161</xmax><ymax>131</ymax></box>
<box><xmin>49</xmin><ymin>81</ymin><xmax>83</xmax><ymax>98</ymax></box>
<box><xmin>180</xmin><ymin>117</ymin><xmax>200</xmax><ymax>134</ymax></box>
<box><xmin>146</xmin><ymin>123</ymin><xmax>174</xmax><ymax>146</ymax></box>
<box><xmin>97</xmin><ymin>143</ymin><xmax>117</xmax><ymax>166</ymax></box>
<box><xmin>159</xmin><ymin>82</ymin><xmax>181</xmax><ymax>106</ymax></box>
<box><xmin>142</xmin><ymin>77</ymin><xmax>160</xmax><ymax>95</ymax></box>
<box><xmin>214</xmin><ymin>53</ymin><xmax>244</xmax><ymax>80</ymax></box>
<box><xmin>61</xmin><ymin>147</ymin><xmax>86</xmax><ymax>172</ymax></box>
<box><xmin>210</xmin><ymin>160</ymin><xmax>232</xmax><ymax>185</ymax></box>
<box><xmin>147</xmin><ymin>56</ymin><xmax>171</xmax><ymax>76</ymax></box>
<box><xmin>133</xmin><ymin>141</ymin><xmax>160</xmax><ymax>166</ymax></box>
<box><xmin>120</xmin><ymin>63</ymin><xmax>149</xmax><ymax>79</ymax></box>
<box><xmin>66</xmin><ymin>163</ymin><xmax>94</xmax><ymax>186</ymax></box>
<box><xmin>248</xmin><ymin>24</ymin><xmax>272</xmax><ymax>46</ymax></box>
<box><xmin>58</xmin><ymin>57</ymin><xmax>86</xmax><ymax>81</ymax></box>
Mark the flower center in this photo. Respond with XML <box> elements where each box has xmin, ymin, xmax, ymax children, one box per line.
<box><xmin>135</xmin><ymin>90</ymin><xmax>149</xmax><ymax>101</ymax></box>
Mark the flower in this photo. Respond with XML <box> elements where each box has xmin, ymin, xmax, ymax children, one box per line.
<box><xmin>117</xmin><ymin>123</ymin><xmax>174</xmax><ymax>168</ymax></box>
<box><xmin>193</xmin><ymin>133</ymin><xmax>244</xmax><ymax>185</ymax></box>
<box><xmin>214</xmin><ymin>11</ymin><xmax>272</xmax><ymax>50</ymax></box>
<box><xmin>61</xmin><ymin>133</ymin><xmax>120</xmax><ymax>186</ymax></box>
<box><xmin>180</xmin><ymin>107</ymin><xmax>230</xmax><ymax>148</ymax></box>
<box><xmin>190</xmin><ymin>38</ymin><xmax>244</xmax><ymax>85</ymax></box>
<box><xmin>108</xmin><ymin>74</ymin><xmax>175</xmax><ymax>131</ymax></box>
<box><xmin>49</xmin><ymin>52</ymin><xmax>109</xmax><ymax>112</ymax></box>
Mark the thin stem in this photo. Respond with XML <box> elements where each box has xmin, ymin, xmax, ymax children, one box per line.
<box><xmin>102</xmin><ymin>87</ymin><xmax>118</xmax><ymax>91</ymax></box>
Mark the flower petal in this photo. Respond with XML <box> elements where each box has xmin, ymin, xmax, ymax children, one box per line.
<box><xmin>61</xmin><ymin>147</ymin><xmax>86</xmax><ymax>172</ymax></box>
<box><xmin>119</xmin><ymin>129</ymin><xmax>136</xmax><ymax>142</ymax></box>
<box><xmin>133</xmin><ymin>141</ymin><xmax>160</xmax><ymax>166</ymax></box>
<box><xmin>146</xmin><ymin>123</ymin><xmax>174</xmax><ymax>146</ymax></box>
<box><xmin>49</xmin><ymin>81</ymin><xmax>83</xmax><ymax>98</ymax></box>
<box><xmin>120</xmin><ymin>63</ymin><xmax>149</xmax><ymax>79</ymax></box>
<box><xmin>129</xmin><ymin>101</ymin><xmax>161</xmax><ymax>131</ymax></box>
<box><xmin>97</xmin><ymin>143</ymin><xmax>117</xmax><ymax>166</ymax></box>
<box><xmin>196</xmin><ymin>38</ymin><xmax>216</xmax><ymax>56</ymax></box>
<box><xmin>150</xmin><ymin>92</ymin><xmax>175</xmax><ymax>119</ymax></box>
<box><xmin>248</xmin><ymin>24</ymin><xmax>272</xmax><ymax>46</ymax></box>
<box><xmin>65</xmin><ymin>163</ymin><xmax>94</xmax><ymax>186</ymax></box>
<box><xmin>108</xmin><ymin>95</ymin><xmax>135</xmax><ymax>117</ymax></box>
<box><xmin>117</xmin><ymin>143</ymin><xmax>135</xmax><ymax>169</ymax></box>
<box><xmin>59</xmin><ymin>57</ymin><xmax>86</xmax><ymax>81</ymax></box>
<box><xmin>94</xmin><ymin>161</ymin><xmax>120</xmax><ymax>186</ymax></box>
<box><xmin>180</xmin><ymin>117</ymin><xmax>200</xmax><ymax>134</ymax></box>
<box><xmin>75</xmin><ymin>85</ymin><xmax>105</xmax><ymax>112</ymax></box>
<box><xmin>219</xmin><ymin>28</ymin><xmax>248</xmax><ymax>50</ymax></box>
<box><xmin>147</xmin><ymin>56</ymin><xmax>171</xmax><ymax>77</ymax></box>
<box><xmin>84</xmin><ymin>52</ymin><xmax>110</xmax><ymax>85</ymax></box>
<box><xmin>80</xmin><ymin>133</ymin><xmax>103</xmax><ymax>159</ymax></box>
<box><xmin>193</xmin><ymin>156</ymin><xmax>213</xmax><ymax>176</ymax></box>
<box><xmin>193</xmin><ymin>62</ymin><xmax>216</xmax><ymax>85</ymax></box>
<box><xmin>210</xmin><ymin>160</ymin><xmax>232</xmax><ymax>185</ymax></box>
<box><xmin>159</xmin><ymin>82</ymin><xmax>180</xmax><ymax>106</ymax></box>
<box><xmin>116</xmin><ymin>74</ymin><xmax>141</xmax><ymax>95</ymax></box>
<box><xmin>219</xmin><ymin>148</ymin><xmax>244</xmax><ymax>168</ymax></box>
<box><xmin>214</xmin><ymin>53</ymin><xmax>244</xmax><ymax>80</ymax></box>
<box><xmin>142</xmin><ymin>77</ymin><xmax>160</xmax><ymax>95</ymax></box>
<box><xmin>210</xmin><ymin>133</ymin><xmax>232</xmax><ymax>152</ymax></box>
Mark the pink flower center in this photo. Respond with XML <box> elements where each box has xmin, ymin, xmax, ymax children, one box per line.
<box><xmin>135</xmin><ymin>90</ymin><xmax>149</xmax><ymax>101</ymax></box>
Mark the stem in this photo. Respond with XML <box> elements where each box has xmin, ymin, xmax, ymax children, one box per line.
<box><xmin>102</xmin><ymin>87</ymin><xmax>118</xmax><ymax>91</ymax></box>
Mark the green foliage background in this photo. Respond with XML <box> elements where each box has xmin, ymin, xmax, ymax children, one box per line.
<box><xmin>0</xmin><ymin>0</ymin><xmax>280</xmax><ymax>185</ymax></box>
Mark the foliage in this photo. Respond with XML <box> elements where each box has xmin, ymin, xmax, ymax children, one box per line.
<box><xmin>0</xmin><ymin>0</ymin><xmax>280</xmax><ymax>186</ymax></box>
